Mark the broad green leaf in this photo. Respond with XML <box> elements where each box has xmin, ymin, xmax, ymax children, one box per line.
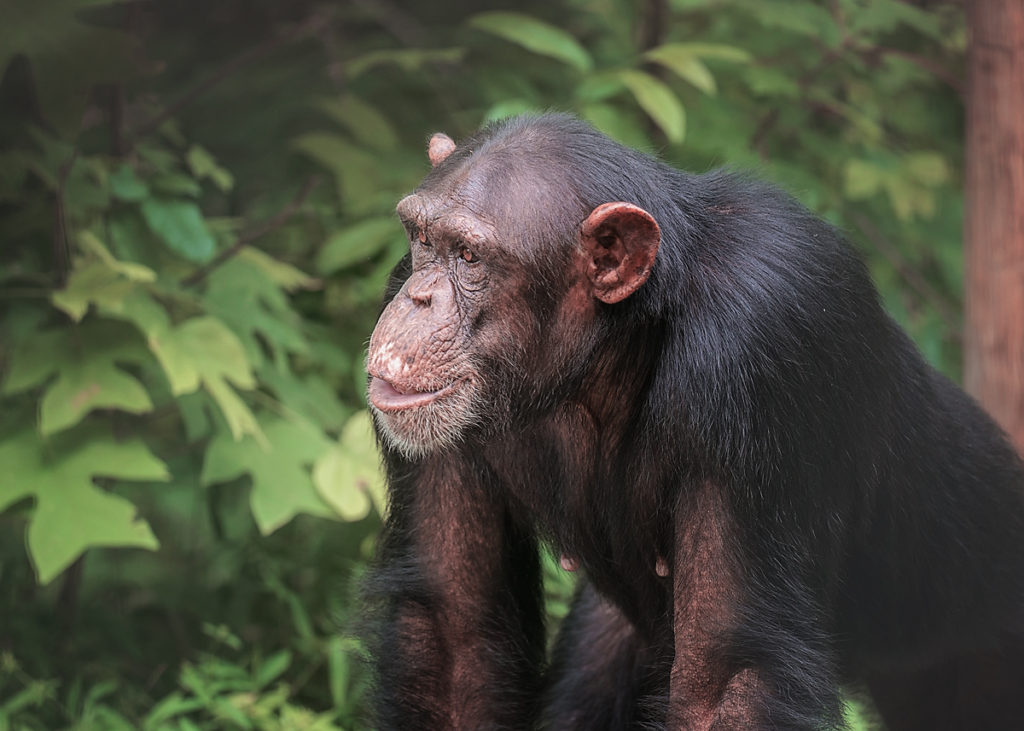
<box><xmin>255</xmin><ymin>651</ymin><xmax>292</xmax><ymax>689</ymax></box>
<box><xmin>742</xmin><ymin>67</ymin><xmax>800</xmax><ymax>98</ymax></box>
<box><xmin>346</xmin><ymin>48</ymin><xmax>465</xmax><ymax>78</ymax></box>
<box><xmin>2</xmin><ymin>330</ymin><xmax>64</xmax><ymax>395</ymax></box>
<box><xmin>0</xmin><ymin>430</ymin><xmax>166</xmax><ymax>584</ymax></box>
<box><xmin>749</xmin><ymin>1</ymin><xmax>840</xmax><ymax>46</ymax></box>
<box><xmin>662</xmin><ymin>43</ymin><xmax>751</xmax><ymax>62</ymax></box>
<box><xmin>317</xmin><ymin>96</ymin><xmax>398</xmax><ymax>151</ymax></box>
<box><xmin>260</xmin><ymin>369</ymin><xmax>349</xmax><ymax>433</ymax></box>
<box><xmin>617</xmin><ymin>70</ymin><xmax>686</xmax><ymax>144</ymax></box>
<box><xmin>111</xmin><ymin>296</ymin><xmax>262</xmax><ymax>444</ymax></box>
<box><xmin>576</xmin><ymin>72</ymin><xmax>627</xmax><ymax>103</ymax></box>
<box><xmin>4</xmin><ymin>321</ymin><xmax>153</xmax><ymax>434</ymax></box>
<box><xmin>847</xmin><ymin>0</ymin><xmax>943</xmax><ymax>40</ymax></box>
<box><xmin>40</xmin><ymin>349</ymin><xmax>153</xmax><ymax>435</ymax></box>
<box><xmin>201</xmin><ymin>417</ymin><xmax>334</xmax><ymax>533</ymax></box>
<box><xmin>202</xmin><ymin>257</ymin><xmax>309</xmax><ymax>369</ymax></box>
<box><xmin>468</xmin><ymin>12</ymin><xmax>592</xmax><ymax>73</ymax></box>
<box><xmin>327</xmin><ymin>637</ymin><xmax>349</xmax><ymax>709</ymax></box>
<box><xmin>53</xmin><ymin>261</ymin><xmax>137</xmax><ymax>321</ymax></box>
<box><xmin>79</xmin><ymin>230</ymin><xmax>155</xmax><ymax>280</ymax></box>
<box><xmin>150</xmin><ymin>316</ymin><xmax>261</xmax><ymax>443</ymax></box>
<box><xmin>643</xmin><ymin>46</ymin><xmax>717</xmax><ymax>94</ymax></box>
<box><xmin>109</xmin><ymin>164</ymin><xmax>149</xmax><ymax>202</ymax></box>
<box><xmin>843</xmin><ymin>159</ymin><xmax>884</xmax><ymax>200</ymax></box>
<box><xmin>239</xmin><ymin>249</ymin><xmax>319</xmax><ymax>292</ymax></box>
<box><xmin>140</xmin><ymin>198</ymin><xmax>216</xmax><ymax>263</ymax></box>
<box><xmin>150</xmin><ymin>173</ymin><xmax>202</xmax><ymax>198</ymax></box>
<box><xmin>313</xmin><ymin>410</ymin><xmax>386</xmax><ymax>522</ymax></box>
<box><xmin>317</xmin><ymin>217</ymin><xmax>401</xmax><ymax>274</ymax></box>
<box><xmin>580</xmin><ymin>103</ymin><xmax>650</xmax><ymax>150</ymax></box>
<box><xmin>185</xmin><ymin>145</ymin><xmax>234</xmax><ymax>192</ymax></box>
<box><xmin>904</xmin><ymin>152</ymin><xmax>950</xmax><ymax>186</ymax></box>
<box><xmin>483</xmin><ymin>99</ymin><xmax>541</xmax><ymax>124</ymax></box>
<box><xmin>52</xmin><ymin>233</ymin><xmax>156</xmax><ymax>321</ymax></box>
<box><xmin>291</xmin><ymin>133</ymin><xmax>381</xmax><ymax>213</ymax></box>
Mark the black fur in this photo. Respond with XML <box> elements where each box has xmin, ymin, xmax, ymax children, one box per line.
<box><xmin>364</xmin><ymin>114</ymin><xmax>1024</xmax><ymax>730</ymax></box>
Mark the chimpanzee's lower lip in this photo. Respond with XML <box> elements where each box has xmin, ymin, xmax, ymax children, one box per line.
<box><xmin>368</xmin><ymin>376</ymin><xmax>458</xmax><ymax>412</ymax></box>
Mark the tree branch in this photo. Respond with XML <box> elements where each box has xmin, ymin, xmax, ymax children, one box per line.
<box><xmin>180</xmin><ymin>175</ymin><xmax>322</xmax><ymax>288</ymax></box>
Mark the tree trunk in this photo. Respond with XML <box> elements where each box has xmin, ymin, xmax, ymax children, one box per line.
<box><xmin>964</xmin><ymin>0</ymin><xmax>1024</xmax><ymax>453</ymax></box>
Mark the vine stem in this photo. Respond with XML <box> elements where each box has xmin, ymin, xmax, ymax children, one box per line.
<box><xmin>180</xmin><ymin>174</ymin><xmax>322</xmax><ymax>288</ymax></box>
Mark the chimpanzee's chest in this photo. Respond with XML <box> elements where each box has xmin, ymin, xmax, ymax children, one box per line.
<box><xmin>482</xmin><ymin>408</ymin><xmax>675</xmax><ymax>628</ymax></box>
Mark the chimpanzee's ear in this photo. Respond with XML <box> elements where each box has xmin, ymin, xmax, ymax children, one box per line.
<box><xmin>428</xmin><ymin>133</ymin><xmax>456</xmax><ymax>167</ymax></box>
<box><xmin>579</xmin><ymin>202</ymin><xmax>661</xmax><ymax>304</ymax></box>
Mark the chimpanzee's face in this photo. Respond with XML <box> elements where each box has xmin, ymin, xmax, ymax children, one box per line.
<box><xmin>366</xmin><ymin>139</ymin><xmax>659</xmax><ymax>459</ymax></box>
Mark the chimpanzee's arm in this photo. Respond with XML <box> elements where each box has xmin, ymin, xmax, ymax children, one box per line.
<box><xmin>366</xmin><ymin>451</ymin><xmax>545</xmax><ymax>729</ymax></box>
<box><xmin>544</xmin><ymin>582</ymin><xmax>671</xmax><ymax>730</ymax></box>
<box><xmin>665</xmin><ymin>481</ymin><xmax>842</xmax><ymax>730</ymax></box>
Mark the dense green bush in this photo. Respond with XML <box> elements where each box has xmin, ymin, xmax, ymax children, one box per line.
<box><xmin>0</xmin><ymin>0</ymin><xmax>962</xmax><ymax>726</ymax></box>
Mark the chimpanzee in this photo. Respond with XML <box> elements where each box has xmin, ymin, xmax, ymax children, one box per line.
<box><xmin>363</xmin><ymin>113</ymin><xmax>1024</xmax><ymax>730</ymax></box>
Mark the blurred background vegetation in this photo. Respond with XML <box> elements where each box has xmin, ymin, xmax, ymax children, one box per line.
<box><xmin>0</xmin><ymin>0</ymin><xmax>965</xmax><ymax>728</ymax></box>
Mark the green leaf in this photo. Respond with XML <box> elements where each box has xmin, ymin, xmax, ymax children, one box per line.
<box><xmin>663</xmin><ymin>42</ymin><xmax>751</xmax><ymax>62</ymax></box>
<box><xmin>483</xmin><ymin>99</ymin><xmax>541</xmax><ymax>124</ymax></box>
<box><xmin>313</xmin><ymin>410</ymin><xmax>386</xmax><ymax>522</ymax></box>
<box><xmin>186</xmin><ymin>145</ymin><xmax>234</xmax><ymax>192</ymax></box>
<box><xmin>643</xmin><ymin>46</ymin><xmax>717</xmax><ymax>94</ymax></box>
<box><xmin>326</xmin><ymin>637</ymin><xmax>350</xmax><ymax>709</ymax></box>
<box><xmin>39</xmin><ymin>348</ymin><xmax>153</xmax><ymax>435</ymax></box>
<box><xmin>201</xmin><ymin>417</ymin><xmax>334</xmax><ymax>533</ymax></box>
<box><xmin>202</xmin><ymin>256</ymin><xmax>310</xmax><ymax>369</ymax></box>
<box><xmin>843</xmin><ymin>159</ymin><xmax>884</xmax><ymax>200</ymax></box>
<box><xmin>52</xmin><ymin>232</ymin><xmax>156</xmax><ymax>321</ymax></box>
<box><xmin>150</xmin><ymin>173</ymin><xmax>202</xmax><ymax>198</ymax></box>
<box><xmin>239</xmin><ymin>249</ymin><xmax>318</xmax><ymax>292</ymax></box>
<box><xmin>140</xmin><ymin>198</ymin><xmax>216</xmax><ymax>263</ymax></box>
<box><xmin>847</xmin><ymin>0</ymin><xmax>943</xmax><ymax>40</ymax></box>
<box><xmin>575</xmin><ymin>72</ymin><xmax>627</xmax><ymax>103</ymax></box>
<box><xmin>150</xmin><ymin>316</ymin><xmax>261</xmax><ymax>443</ymax></box>
<box><xmin>748</xmin><ymin>1</ymin><xmax>840</xmax><ymax>46</ymax></box>
<box><xmin>317</xmin><ymin>217</ymin><xmax>401</xmax><ymax>274</ymax></box>
<box><xmin>580</xmin><ymin>103</ymin><xmax>650</xmax><ymax>150</ymax></box>
<box><xmin>346</xmin><ymin>48</ymin><xmax>465</xmax><ymax>78</ymax></box>
<box><xmin>5</xmin><ymin>321</ymin><xmax>154</xmax><ymax>434</ymax></box>
<box><xmin>904</xmin><ymin>152</ymin><xmax>950</xmax><ymax>186</ymax></box>
<box><xmin>468</xmin><ymin>12</ymin><xmax>592</xmax><ymax>73</ymax></box>
<box><xmin>109</xmin><ymin>164</ymin><xmax>149</xmax><ymax>202</ymax></box>
<box><xmin>741</xmin><ymin>67</ymin><xmax>800</xmax><ymax>98</ymax></box>
<box><xmin>255</xmin><ymin>651</ymin><xmax>292</xmax><ymax>689</ymax></box>
<box><xmin>291</xmin><ymin>133</ymin><xmax>382</xmax><ymax>213</ymax></box>
<box><xmin>316</xmin><ymin>96</ymin><xmax>398</xmax><ymax>152</ymax></box>
<box><xmin>0</xmin><ymin>430</ymin><xmax>166</xmax><ymax>584</ymax></box>
<box><xmin>2</xmin><ymin>330</ymin><xmax>63</xmax><ymax>395</ymax></box>
<box><xmin>617</xmin><ymin>70</ymin><xmax>686</xmax><ymax>144</ymax></box>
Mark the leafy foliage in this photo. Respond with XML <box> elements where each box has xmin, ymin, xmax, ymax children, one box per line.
<box><xmin>0</xmin><ymin>0</ymin><xmax>965</xmax><ymax>727</ymax></box>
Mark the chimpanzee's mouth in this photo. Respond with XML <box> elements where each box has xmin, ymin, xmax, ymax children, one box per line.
<box><xmin>368</xmin><ymin>376</ymin><xmax>459</xmax><ymax>412</ymax></box>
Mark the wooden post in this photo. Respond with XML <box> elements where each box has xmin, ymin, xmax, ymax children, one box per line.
<box><xmin>964</xmin><ymin>0</ymin><xmax>1024</xmax><ymax>453</ymax></box>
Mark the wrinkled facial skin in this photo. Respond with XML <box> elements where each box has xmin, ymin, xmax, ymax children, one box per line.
<box><xmin>367</xmin><ymin>143</ymin><xmax>659</xmax><ymax>460</ymax></box>
<box><xmin>366</xmin><ymin>186</ymin><xmax>579</xmax><ymax>459</ymax></box>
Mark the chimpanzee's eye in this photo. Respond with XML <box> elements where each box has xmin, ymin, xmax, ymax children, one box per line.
<box><xmin>415</xmin><ymin>229</ymin><xmax>430</xmax><ymax>247</ymax></box>
<box><xmin>460</xmin><ymin>247</ymin><xmax>478</xmax><ymax>264</ymax></box>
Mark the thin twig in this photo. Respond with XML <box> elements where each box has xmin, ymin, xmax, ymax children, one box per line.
<box><xmin>874</xmin><ymin>47</ymin><xmax>965</xmax><ymax>97</ymax></box>
<box><xmin>53</xmin><ymin>150</ymin><xmax>80</xmax><ymax>287</ymax></box>
<box><xmin>180</xmin><ymin>175</ymin><xmax>322</xmax><ymax>287</ymax></box>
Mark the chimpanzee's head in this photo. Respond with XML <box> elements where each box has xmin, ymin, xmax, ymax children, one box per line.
<box><xmin>366</xmin><ymin>118</ymin><xmax>660</xmax><ymax>458</ymax></box>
